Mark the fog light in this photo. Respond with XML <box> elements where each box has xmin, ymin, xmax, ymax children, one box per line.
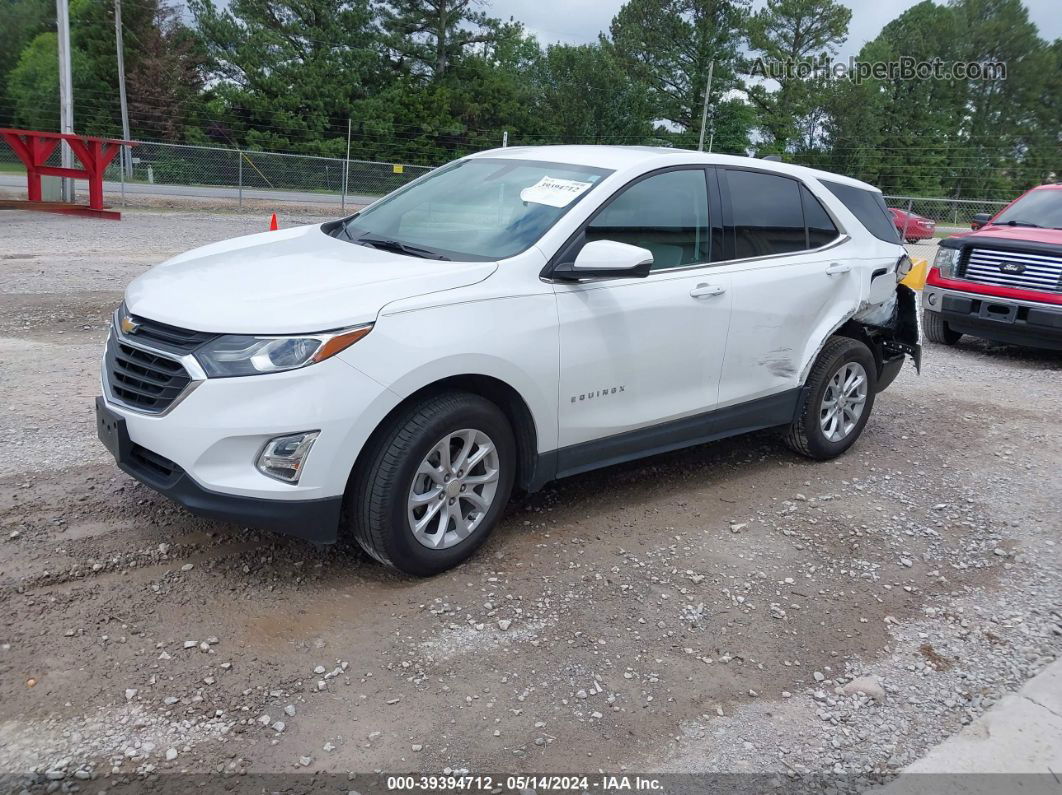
<box><xmin>256</xmin><ymin>431</ymin><xmax>320</xmax><ymax>483</ymax></box>
<box><xmin>927</xmin><ymin>292</ymin><xmax>937</xmax><ymax>306</ymax></box>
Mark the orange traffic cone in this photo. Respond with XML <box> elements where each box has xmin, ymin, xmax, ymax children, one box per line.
<box><xmin>269</xmin><ymin>212</ymin><xmax>278</xmax><ymax>231</ymax></box>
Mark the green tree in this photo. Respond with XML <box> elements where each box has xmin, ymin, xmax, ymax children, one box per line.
<box><xmin>950</xmin><ymin>0</ymin><xmax>1055</xmax><ymax>198</ymax></box>
<box><xmin>526</xmin><ymin>42</ymin><xmax>654</xmax><ymax>144</ymax></box>
<box><xmin>342</xmin><ymin>14</ymin><xmax>538</xmax><ymax>164</ymax></box>
<box><xmin>190</xmin><ymin>0</ymin><xmax>381</xmax><ymax>154</ymax></box>
<box><xmin>379</xmin><ymin>0</ymin><xmax>510</xmax><ymax>80</ymax></box>
<box><xmin>609</xmin><ymin>0</ymin><xmax>751</xmax><ymax>139</ymax></box>
<box><xmin>0</xmin><ymin>0</ymin><xmax>52</xmax><ymax>117</ymax></box>
<box><xmin>822</xmin><ymin>0</ymin><xmax>1055</xmax><ymax>199</ymax></box>
<box><xmin>70</xmin><ymin>0</ymin><xmax>162</xmax><ymax>135</ymax></box>
<box><xmin>7</xmin><ymin>32</ymin><xmax>94</xmax><ymax>131</ymax></box>
<box><xmin>125</xmin><ymin>2</ymin><xmax>207</xmax><ymax>142</ymax></box>
<box><xmin>6</xmin><ymin>0</ymin><xmax>204</xmax><ymax>139</ymax></box>
<box><xmin>744</xmin><ymin>0</ymin><xmax>851</xmax><ymax>152</ymax></box>
<box><xmin>824</xmin><ymin>1</ymin><xmax>962</xmax><ymax>195</ymax></box>
<box><xmin>1020</xmin><ymin>38</ymin><xmax>1061</xmax><ymax>189</ymax></box>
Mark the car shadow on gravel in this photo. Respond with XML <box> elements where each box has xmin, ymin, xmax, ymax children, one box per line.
<box><xmin>1</xmin><ymin>427</ymin><xmax>796</xmax><ymax>593</ymax></box>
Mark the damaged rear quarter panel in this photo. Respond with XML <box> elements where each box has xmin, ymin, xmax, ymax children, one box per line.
<box><xmin>799</xmin><ymin>283</ymin><xmax>921</xmax><ymax>385</ymax></box>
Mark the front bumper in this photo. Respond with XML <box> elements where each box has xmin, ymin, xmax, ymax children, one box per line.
<box><xmin>97</xmin><ymin>348</ymin><xmax>402</xmax><ymax>543</ymax></box>
<box><xmin>97</xmin><ymin>397</ymin><xmax>343</xmax><ymax>541</ymax></box>
<box><xmin>924</xmin><ymin>285</ymin><xmax>1062</xmax><ymax>350</ymax></box>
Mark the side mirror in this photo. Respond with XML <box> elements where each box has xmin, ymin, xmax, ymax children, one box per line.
<box><xmin>554</xmin><ymin>239</ymin><xmax>653</xmax><ymax>280</ymax></box>
<box><xmin>971</xmin><ymin>212</ymin><xmax>991</xmax><ymax>230</ymax></box>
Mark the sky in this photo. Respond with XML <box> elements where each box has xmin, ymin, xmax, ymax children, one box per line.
<box><xmin>496</xmin><ymin>0</ymin><xmax>1062</xmax><ymax>59</ymax></box>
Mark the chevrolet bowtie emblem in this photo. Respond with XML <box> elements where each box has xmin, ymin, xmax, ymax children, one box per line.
<box><xmin>120</xmin><ymin>314</ymin><xmax>141</xmax><ymax>335</ymax></box>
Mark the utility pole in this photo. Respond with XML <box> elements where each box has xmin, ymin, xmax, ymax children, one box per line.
<box><xmin>114</xmin><ymin>0</ymin><xmax>132</xmax><ymax>177</ymax></box>
<box><xmin>341</xmin><ymin>118</ymin><xmax>351</xmax><ymax>211</ymax></box>
<box><xmin>697</xmin><ymin>61</ymin><xmax>714</xmax><ymax>153</ymax></box>
<box><xmin>56</xmin><ymin>0</ymin><xmax>75</xmax><ymax>201</ymax></box>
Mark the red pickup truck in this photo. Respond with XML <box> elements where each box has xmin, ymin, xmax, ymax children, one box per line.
<box><xmin>923</xmin><ymin>184</ymin><xmax>1062</xmax><ymax>350</ymax></box>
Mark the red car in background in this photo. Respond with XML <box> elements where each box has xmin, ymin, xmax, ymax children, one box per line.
<box><xmin>889</xmin><ymin>207</ymin><xmax>936</xmax><ymax>242</ymax></box>
<box><xmin>923</xmin><ymin>183</ymin><xmax>1062</xmax><ymax>350</ymax></box>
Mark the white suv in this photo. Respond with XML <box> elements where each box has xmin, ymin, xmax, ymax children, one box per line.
<box><xmin>96</xmin><ymin>146</ymin><xmax>920</xmax><ymax>574</ymax></box>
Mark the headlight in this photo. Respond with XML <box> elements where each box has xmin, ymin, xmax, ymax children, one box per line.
<box><xmin>195</xmin><ymin>324</ymin><xmax>372</xmax><ymax>377</ymax></box>
<box><xmin>933</xmin><ymin>247</ymin><xmax>960</xmax><ymax>278</ymax></box>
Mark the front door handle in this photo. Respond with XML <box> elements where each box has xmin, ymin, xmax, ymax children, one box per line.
<box><xmin>690</xmin><ymin>283</ymin><xmax>726</xmax><ymax>298</ymax></box>
<box><xmin>825</xmin><ymin>262</ymin><xmax>852</xmax><ymax>275</ymax></box>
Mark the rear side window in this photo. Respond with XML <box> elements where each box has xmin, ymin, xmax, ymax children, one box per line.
<box><xmin>801</xmin><ymin>185</ymin><xmax>839</xmax><ymax>247</ymax></box>
<box><xmin>821</xmin><ymin>180</ymin><xmax>899</xmax><ymax>243</ymax></box>
<box><xmin>726</xmin><ymin>170</ymin><xmax>806</xmax><ymax>258</ymax></box>
<box><xmin>585</xmin><ymin>169</ymin><xmax>710</xmax><ymax>270</ymax></box>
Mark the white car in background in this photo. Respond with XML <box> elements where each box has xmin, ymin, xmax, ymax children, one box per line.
<box><xmin>96</xmin><ymin>146</ymin><xmax>921</xmax><ymax>575</ymax></box>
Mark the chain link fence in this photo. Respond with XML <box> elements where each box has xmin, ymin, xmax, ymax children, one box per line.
<box><xmin>884</xmin><ymin>194</ymin><xmax>1008</xmax><ymax>231</ymax></box>
<box><xmin>0</xmin><ymin>139</ymin><xmax>433</xmax><ymax>208</ymax></box>
<box><xmin>880</xmin><ymin>195</ymin><xmax>1011</xmax><ymax>266</ymax></box>
<box><xmin>113</xmin><ymin>142</ymin><xmax>432</xmax><ymax>203</ymax></box>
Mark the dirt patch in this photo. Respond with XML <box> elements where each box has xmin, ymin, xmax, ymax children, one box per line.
<box><xmin>918</xmin><ymin>643</ymin><xmax>954</xmax><ymax>672</ymax></box>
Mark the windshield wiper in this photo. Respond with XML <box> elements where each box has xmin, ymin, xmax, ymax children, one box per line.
<box><xmin>355</xmin><ymin>235</ymin><xmax>451</xmax><ymax>260</ymax></box>
<box><xmin>1001</xmin><ymin>220</ymin><xmax>1043</xmax><ymax>228</ymax></box>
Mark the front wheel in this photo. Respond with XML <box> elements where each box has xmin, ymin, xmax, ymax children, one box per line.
<box><xmin>785</xmin><ymin>337</ymin><xmax>877</xmax><ymax>460</ymax></box>
<box><xmin>347</xmin><ymin>391</ymin><xmax>516</xmax><ymax>576</ymax></box>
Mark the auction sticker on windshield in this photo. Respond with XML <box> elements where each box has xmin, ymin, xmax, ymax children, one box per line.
<box><xmin>520</xmin><ymin>176</ymin><xmax>593</xmax><ymax>207</ymax></box>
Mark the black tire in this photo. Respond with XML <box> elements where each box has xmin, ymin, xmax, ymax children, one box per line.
<box><xmin>923</xmin><ymin>308</ymin><xmax>962</xmax><ymax>345</ymax></box>
<box><xmin>785</xmin><ymin>337</ymin><xmax>878</xmax><ymax>460</ymax></box>
<box><xmin>347</xmin><ymin>391</ymin><xmax>516</xmax><ymax>576</ymax></box>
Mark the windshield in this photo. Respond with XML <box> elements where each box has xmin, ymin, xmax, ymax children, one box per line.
<box><xmin>993</xmin><ymin>188</ymin><xmax>1062</xmax><ymax>229</ymax></box>
<box><xmin>337</xmin><ymin>158</ymin><xmax>612</xmax><ymax>261</ymax></box>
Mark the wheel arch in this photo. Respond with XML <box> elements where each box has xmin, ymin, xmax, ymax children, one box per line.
<box><xmin>346</xmin><ymin>374</ymin><xmax>543</xmax><ymax>502</ymax></box>
<box><xmin>800</xmin><ymin>286</ymin><xmax>921</xmax><ymax>394</ymax></box>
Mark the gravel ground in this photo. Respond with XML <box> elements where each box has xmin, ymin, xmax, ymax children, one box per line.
<box><xmin>0</xmin><ymin>209</ymin><xmax>1059</xmax><ymax>792</ymax></box>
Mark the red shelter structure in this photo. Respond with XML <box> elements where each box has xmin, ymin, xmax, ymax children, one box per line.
<box><xmin>0</xmin><ymin>128</ymin><xmax>135</xmax><ymax>220</ymax></box>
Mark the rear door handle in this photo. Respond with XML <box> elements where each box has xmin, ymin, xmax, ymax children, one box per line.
<box><xmin>690</xmin><ymin>283</ymin><xmax>726</xmax><ymax>298</ymax></box>
<box><xmin>825</xmin><ymin>262</ymin><xmax>852</xmax><ymax>275</ymax></box>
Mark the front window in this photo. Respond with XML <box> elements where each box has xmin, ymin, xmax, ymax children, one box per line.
<box><xmin>337</xmin><ymin>158</ymin><xmax>612</xmax><ymax>261</ymax></box>
<box><xmin>585</xmin><ymin>169</ymin><xmax>711</xmax><ymax>270</ymax></box>
<box><xmin>993</xmin><ymin>189</ymin><xmax>1062</xmax><ymax>229</ymax></box>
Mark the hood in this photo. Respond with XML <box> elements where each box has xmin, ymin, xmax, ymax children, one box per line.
<box><xmin>968</xmin><ymin>224</ymin><xmax>1062</xmax><ymax>246</ymax></box>
<box><xmin>124</xmin><ymin>225</ymin><xmax>497</xmax><ymax>334</ymax></box>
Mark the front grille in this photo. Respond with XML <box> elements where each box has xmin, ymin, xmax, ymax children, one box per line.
<box><xmin>124</xmin><ymin>313</ymin><xmax>216</xmax><ymax>354</ymax></box>
<box><xmin>105</xmin><ymin>334</ymin><xmax>192</xmax><ymax>413</ymax></box>
<box><xmin>962</xmin><ymin>247</ymin><xmax>1062</xmax><ymax>293</ymax></box>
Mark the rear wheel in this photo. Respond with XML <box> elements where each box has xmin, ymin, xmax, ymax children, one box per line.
<box><xmin>923</xmin><ymin>308</ymin><xmax>962</xmax><ymax>345</ymax></box>
<box><xmin>785</xmin><ymin>337</ymin><xmax>877</xmax><ymax>460</ymax></box>
<box><xmin>347</xmin><ymin>391</ymin><xmax>515</xmax><ymax>576</ymax></box>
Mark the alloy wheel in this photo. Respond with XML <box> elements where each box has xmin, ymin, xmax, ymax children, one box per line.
<box><xmin>407</xmin><ymin>429</ymin><xmax>501</xmax><ymax>550</ymax></box>
<box><xmin>819</xmin><ymin>361</ymin><xmax>868</xmax><ymax>443</ymax></box>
